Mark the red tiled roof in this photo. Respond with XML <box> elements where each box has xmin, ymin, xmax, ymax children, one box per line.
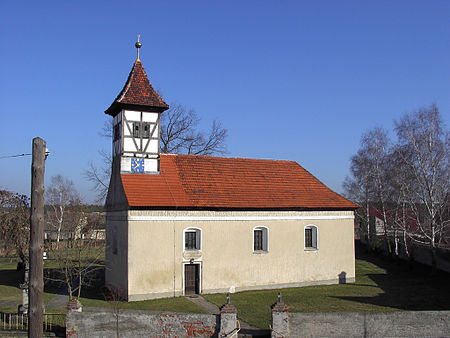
<box><xmin>121</xmin><ymin>154</ymin><xmax>357</xmax><ymax>210</ymax></box>
<box><xmin>105</xmin><ymin>60</ymin><xmax>168</xmax><ymax>116</ymax></box>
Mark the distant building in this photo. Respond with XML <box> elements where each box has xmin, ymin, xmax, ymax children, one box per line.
<box><xmin>104</xmin><ymin>41</ymin><xmax>357</xmax><ymax>301</ymax></box>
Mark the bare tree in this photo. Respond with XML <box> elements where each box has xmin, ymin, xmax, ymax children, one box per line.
<box><xmin>362</xmin><ymin>127</ymin><xmax>394</xmax><ymax>255</ymax></box>
<box><xmin>0</xmin><ymin>190</ymin><xmax>30</xmax><ymax>264</ymax></box>
<box><xmin>343</xmin><ymin>165</ymin><xmax>372</xmax><ymax>247</ymax></box>
<box><xmin>102</xmin><ymin>285</ymin><xmax>125</xmax><ymax>338</ymax></box>
<box><xmin>45</xmin><ymin>201</ymin><xmax>103</xmax><ymax>301</ymax></box>
<box><xmin>345</xmin><ymin>104</ymin><xmax>449</xmax><ymax>272</ymax></box>
<box><xmin>393</xmin><ymin>104</ymin><xmax>449</xmax><ymax>272</ymax></box>
<box><xmin>343</xmin><ymin>128</ymin><xmax>392</xmax><ymax>250</ymax></box>
<box><xmin>160</xmin><ymin>103</ymin><xmax>227</xmax><ymax>155</ymax></box>
<box><xmin>84</xmin><ymin>150</ymin><xmax>111</xmax><ymax>204</ymax></box>
<box><xmin>45</xmin><ymin>175</ymin><xmax>79</xmax><ymax>249</ymax></box>
<box><xmin>84</xmin><ymin>102</ymin><xmax>228</xmax><ymax>202</ymax></box>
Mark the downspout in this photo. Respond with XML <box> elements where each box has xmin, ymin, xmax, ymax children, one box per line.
<box><xmin>173</xmin><ymin>219</ymin><xmax>176</xmax><ymax>297</ymax></box>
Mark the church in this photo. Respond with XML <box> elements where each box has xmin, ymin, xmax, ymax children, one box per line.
<box><xmin>104</xmin><ymin>40</ymin><xmax>357</xmax><ymax>301</ymax></box>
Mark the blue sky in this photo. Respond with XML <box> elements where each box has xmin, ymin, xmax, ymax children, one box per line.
<box><xmin>0</xmin><ymin>1</ymin><xmax>449</xmax><ymax>203</ymax></box>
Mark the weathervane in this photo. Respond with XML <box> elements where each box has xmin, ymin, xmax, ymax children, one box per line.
<box><xmin>135</xmin><ymin>34</ymin><xmax>142</xmax><ymax>61</ymax></box>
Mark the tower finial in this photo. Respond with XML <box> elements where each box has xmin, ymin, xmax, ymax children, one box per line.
<box><xmin>135</xmin><ymin>34</ymin><xmax>142</xmax><ymax>61</ymax></box>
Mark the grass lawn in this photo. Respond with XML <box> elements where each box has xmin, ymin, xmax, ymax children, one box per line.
<box><xmin>78</xmin><ymin>296</ymin><xmax>206</xmax><ymax>313</ymax></box>
<box><xmin>203</xmin><ymin>250</ymin><xmax>450</xmax><ymax>329</ymax></box>
<box><xmin>0</xmin><ymin>255</ymin><xmax>205</xmax><ymax>314</ymax></box>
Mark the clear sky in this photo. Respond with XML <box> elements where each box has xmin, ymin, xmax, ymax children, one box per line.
<box><xmin>0</xmin><ymin>1</ymin><xmax>449</xmax><ymax>203</ymax></box>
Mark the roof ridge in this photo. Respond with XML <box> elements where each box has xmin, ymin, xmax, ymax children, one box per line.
<box><xmin>116</xmin><ymin>61</ymin><xmax>137</xmax><ymax>102</ymax></box>
<box><xmin>161</xmin><ymin>153</ymin><xmax>298</xmax><ymax>163</ymax></box>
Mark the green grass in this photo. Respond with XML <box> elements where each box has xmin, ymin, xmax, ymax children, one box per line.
<box><xmin>44</xmin><ymin>246</ymin><xmax>105</xmax><ymax>269</ymax></box>
<box><xmin>78</xmin><ymin>296</ymin><xmax>206</xmax><ymax>313</ymax></box>
<box><xmin>203</xmin><ymin>253</ymin><xmax>450</xmax><ymax>329</ymax></box>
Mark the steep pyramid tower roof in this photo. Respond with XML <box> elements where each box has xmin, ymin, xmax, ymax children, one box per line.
<box><xmin>105</xmin><ymin>41</ymin><xmax>168</xmax><ymax>116</ymax></box>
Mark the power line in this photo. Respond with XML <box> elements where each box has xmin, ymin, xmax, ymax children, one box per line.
<box><xmin>0</xmin><ymin>153</ymin><xmax>32</xmax><ymax>159</ymax></box>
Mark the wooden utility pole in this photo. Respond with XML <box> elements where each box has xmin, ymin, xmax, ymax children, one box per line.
<box><xmin>29</xmin><ymin>137</ymin><xmax>46</xmax><ymax>338</ymax></box>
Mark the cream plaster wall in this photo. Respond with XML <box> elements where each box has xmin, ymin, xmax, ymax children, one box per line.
<box><xmin>122</xmin><ymin>210</ymin><xmax>355</xmax><ymax>301</ymax></box>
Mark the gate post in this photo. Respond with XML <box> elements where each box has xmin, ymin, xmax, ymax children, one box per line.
<box><xmin>219</xmin><ymin>293</ymin><xmax>237</xmax><ymax>337</ymax></box>
<box><xmin>271</xmin><ymin>292</ymin><xmax>289</xmax><ymax>338</ymax></box>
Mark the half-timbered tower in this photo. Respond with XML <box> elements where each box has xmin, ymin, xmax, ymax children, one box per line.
<box><xmin>105</xmin><ymin>40</ymin><xmax>357</xmax><ymax>301</ymax></box>
<box><xmin>105</xmin><ymin>39</ymin><xmax>168</xmax><ymax>176</ymax></box>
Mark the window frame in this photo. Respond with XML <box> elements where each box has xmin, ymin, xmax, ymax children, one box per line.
<box><xmin>183</xmin><ymin>227</ymin><xmax>202</xmax><ymax>251</ymax></box>
<box><xmin>133</xmin><ymin>122</ymin><xmax>140</xmax><ymax>138</ymax></box>
<box><xmin>132</xmin><ymin>122</ymin><xmax>151</xmax><ymax>138</ymax></box>
<box><xmin>253</xmin><ymin>226</ymin><xmax>269</xmax><ymax>252</ymax></box>
<box><xmin>304</xmin><ymin>224</ymin><xmax>318</xmax><ymax>250</ymax></box>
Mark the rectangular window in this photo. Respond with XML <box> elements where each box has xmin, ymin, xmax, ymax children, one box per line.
<box><xmin>132</xmin><ymin>122</ymin><xmax>151</xmax><ymax>138</ymax></box>
<box><xmin>305</xmin><ymin>228</ymin><xmax>313</xmax><ymax>248</ymax></box>
<box><xmin>142</xmin><ymin>123</ymin><xmax>150</xmax><ymax>138</ymax></box>
<box><xmin>254</xmin><ymin>229</ymin><xmax>263</xmax><ymax>251</ymax></box>
<box><xmin>185</xmin><ymin>231</ymin><xmax>197</xmax><ymax>250</ymax></box>
<box><xmin>113</xmin><ymin>122</ymin><xmax>121</xmax><ymax>141</ymax></box>
<box><xmin>133</xmin><ymin>122</ymin><xmax>140</xmax><ymax>137</ymax></box>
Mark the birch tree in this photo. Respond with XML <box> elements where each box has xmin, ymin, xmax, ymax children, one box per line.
<box><xmin>45</xmin><ymin>175</ymin><xmax>79</xmax><ymax>249</ymax></box>
<box><xmin>344</xmin><ymin>105</ymin><xmax>449</xmax><ymax>268</ymax></box>
<box><xmin>343</xmin><ymin>155</ymin><xmax>372</xmax><ymax>246</ymax></box>
<box><xmin>394</xmin><ymin>104</ymin><xmax>449</xmax><ymax>271</ymax></box>
<box><xmin>344</xmin><ymin>127</ymin><xmax>393</xmax><ymax>251</ymax></box>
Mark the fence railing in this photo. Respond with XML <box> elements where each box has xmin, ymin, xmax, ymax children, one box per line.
<box><xmin>0</xmin><ymin>312</ymin><xmax>65</xmax><ymax>333</ymax></box>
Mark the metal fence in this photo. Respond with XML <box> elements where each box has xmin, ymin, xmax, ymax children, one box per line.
<box><xmin>0</xmin><ymin>312</ymin><xmax>65</xmax><ymax>334</ymax></box>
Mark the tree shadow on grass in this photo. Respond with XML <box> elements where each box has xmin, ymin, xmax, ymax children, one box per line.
<box><xmin>0</xmin><ymin>268</ymin><xmax>22</xmax><ymax>289</ymax></box>
<box><xmin>335</xmin><ymin>243</ymin><xmax>450</xmax><ymax>311</ymax></box>
<box><xmin>43</xmin><ymin>266</ymin><xmax>106</xmax><ymax>300</ymax></box>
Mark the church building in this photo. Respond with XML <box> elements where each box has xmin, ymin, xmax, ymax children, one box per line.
<box><xmin>105</xmin><ymin>40</ymin><xmax>357</xmax><ymax>301</ymax></box>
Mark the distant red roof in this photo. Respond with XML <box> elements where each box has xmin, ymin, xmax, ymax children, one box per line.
<box><xmin>105</xmin><ymin>60</ymin><xmax>168</xmax><ymax>116</ymax></box>
<box><xmin>121</xmin><ymin>154</ymin><xmax>357</xmax><ymax>210</ymax></box>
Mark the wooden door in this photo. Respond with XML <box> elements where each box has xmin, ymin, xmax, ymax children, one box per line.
<box><xmin>185</xmin><ymin>264</ymin><xmax>199</xmax><ymax>295</ymax></box>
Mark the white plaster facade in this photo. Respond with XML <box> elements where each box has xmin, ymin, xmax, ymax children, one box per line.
<box><xmin>105</xmin><ymin>209</ymin><xmax>355</xmax><ymax>301</ymax></box>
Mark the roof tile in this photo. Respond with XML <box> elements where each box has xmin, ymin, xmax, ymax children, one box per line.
<box><xmin>105</xmin><ymin>60</ymin><xmax>168</xmax><ymax>116</ymax></box>
<box><xmin>121</xmin><ymin>154</ymin><xmax>357</xmax><ymax>210</ymax></box>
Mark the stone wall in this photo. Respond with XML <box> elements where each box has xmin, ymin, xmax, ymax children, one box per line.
<box><xmin>274</xmin><ymin>310</ymin><xmax>450</xmax><ymax>337</ymax></box>
<box><xmin>67</xmin><ymin>304</ymin><xmax>238</xmax><ymax>337</ymax></box>
<box><xmin>66</xmin><ymin>298</ymin><xmax>450</xmax><ymax>337</ymax></box>
<box><xmin>67</xmin><ymin>310</ymin><xmax>217</xmax><ymax>337</ymax></box>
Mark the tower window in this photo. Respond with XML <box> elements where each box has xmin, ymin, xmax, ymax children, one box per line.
<box><xmin>142</xmin><ymin>123</ymin><xmax>150</xmax><ymax>138</ymax></box>
<box><xmin>132</xmin><ymin>122</ymin><xmax>151</xmax><ymax>138</ymax></box>
<box><xmin>113</xmin><ymin>122</ymin><xmax>121</xmax><ymax>141</ymax></box>
<box><xmin>133</xmin><ymin>122</ymin><xmax>140</xmax><ymax>137</ymax></box>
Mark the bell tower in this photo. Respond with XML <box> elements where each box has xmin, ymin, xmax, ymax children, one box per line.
<box><xmin>105</xmin><ymin>36</ymin><xmax>168</xmax><ymax>175</ymax></box>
